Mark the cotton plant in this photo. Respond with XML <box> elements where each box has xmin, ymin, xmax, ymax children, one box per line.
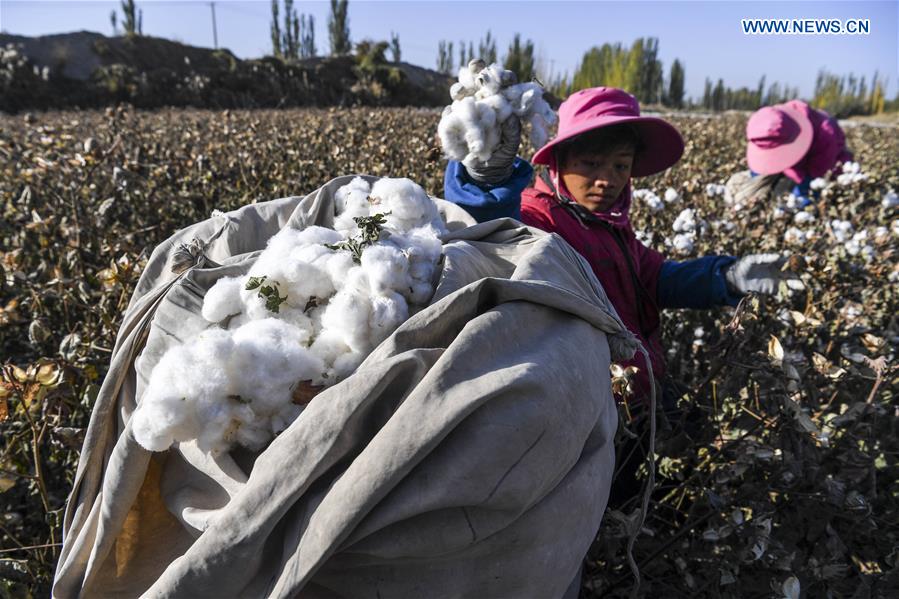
<box><xmin>705</xmin><ymin>183</ymin><xmax>726</xmax><ymax>197</ymax></box>
<box><xmin>633</xmin><ymin>188</ymin><xmax>664</xmax><ymax>212</ymax></box>
<box><xmin>836</xmin><ymin>161</ymin><xmax>867</xmax><ymax>186</ymax></box>
<box><xmin>438</xmin><ymin>60</ymin><xmax>557</xmax><ymax>168</ymax></box>
<box><xmin>132</xmin><ymin>177</ymin><xmax>448</xmax><ymax>455</ymax></box>
<box><xmin>784</xmin><ymin>227</ymin><xmax>813</xmax><ymax>246</ymax></box>
<box><xmin>882</xmin><ymin>191</ymin><xmax>898</xmax><ymax>209</ymax></box>
<box><xmin>667</xmin><ymin>208</ymin><xmax>709</xmax><ymax>255</ymax></box>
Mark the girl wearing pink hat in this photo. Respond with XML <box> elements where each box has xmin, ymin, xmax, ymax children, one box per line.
<box><xmin>730</xmin><ymin>99</ymin><xmax>853</xmax><ymax>206</ymax></box>
<box><xmin>445</xmin><ymin>86</ymin><xmax>801</xmax><ymax>406</ymax></box>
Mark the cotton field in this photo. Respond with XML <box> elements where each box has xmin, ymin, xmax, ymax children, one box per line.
<box><xmin>0</xmin><ymin>107</ymin><xmax>896</xmax><ymax>598</ymax></box>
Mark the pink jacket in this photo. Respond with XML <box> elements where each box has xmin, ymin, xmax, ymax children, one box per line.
<box><xmin>520</xmin><ymin>176</ymin><xmax>665</xmax><ymax>404</ymax></box>
<box><xmin>782</xmin><ymin>100</ymin><xmax>854</xmax><ymax>184</ymax></box>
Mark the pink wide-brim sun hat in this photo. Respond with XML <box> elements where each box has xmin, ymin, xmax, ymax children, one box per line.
<box><xmin>745</xmin><ymin>102</ymin><xmax>813</xmax><ymax>175</ymax></box>
<box><xmin>532</xmin><ymin>87</ymin><xmax>685</xmax><ymax>177</ymax></box>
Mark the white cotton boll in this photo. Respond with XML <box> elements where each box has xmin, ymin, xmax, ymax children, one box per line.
<box><xmin>361</xmin><ymin>244</ymin><xmax>411</xmax><ymax>295</ymax></box>
<box><xmin>370</xmin><ymin>177</ymin><xmax>442</xmax><ymax>233</ymax></box>
<box><xmin>321</xmin><ymin>289</ymin><xmax>373</xmax><ymax>353</ymax></box>
<box><xmin>309</xmin><ymin>329</ymin><xmax>351</xmax><ymax>368</ymax></box>
<box><xmin>132</xmin><ymin>395</ymin><xmax>193</xmax><ymax>452</ymax></box>
<box><xmin>332</xmin><ymin>350</ymin><xmax>367</xmax><ymax>380</ymax></box>
<box><xmin>773</xmin><ymin>207</ymin><xmax>788</xmax><ymax>220</ymax></box>
<box><xmin>672</xmin><ymin>233</ymin><xmax>695</xmax><ymax>254</ymax></box>
<box><xmin>643</xmin><ymin>193</ymin><xmax>664</xmax><ymax>213</ymax></box>
<box><xmin>230</xmin><ymin>318</ymin><xmax>325</xmax><ymax>413</ymax></box>
<box><xmin>842</xmin><ymin>161</ymin><xmax>860</xmax><ymax>175</ymax></box>
<box><xmin>295</xmin><ymin>225</ymin><xmax>344</xmax><ymax>247</ymax></box>
<box><xmin>810</xmin><ymin>177</ymin><xmax>827</xmax><ymax>191</ymax></box>
<box><xmin>450</xmin><ymin>81</ymin><xmax>469</xmax><ymax>102</ymax></box>
<box><xmin>458</xmin><ymin>63</ymin><xmax>478</xmax><ymax>92</ymax></box>
<box><xmin>233</xmin><ymin>418</ymin><xmax>273</xmax><ymax>452</ymax></box>
<box><xmin>634</xmin><ymin>230</ymin><xmax>652</xmax><ymax>246</ymax></box>
<box><xmin>474</xmin><ymin>63</ymin><xmax>506</xmax><ymax>98</ymax></box>
<box><xmin>664</xmin><ymin>188</ymin><xmax>680</xmax><ymax>203</ymax></box>
<box><xmin>322</xmin><ymin>250</ymin><xmax>357</xmax><ymax>290</ymax></box>
<box><xmin>528</xmin><ymin>112</ymin><xmax>549</xmax><ymax>148</ymax></box>
<box><xmin>882</xmin><ymin>191</ymin><xmax>899</xmax><ymax>209</ymax></box>
<box><xmin>794</xmin><ymin>211</ymin><xmax>816</xmax><ymax>225</ymax></box>
<box><xmin>480</xmin><ymin>93</ymin><xmax>513</xmax><ymax>123</ymax></box>
<box><xmin>369</xmin><ymin>292</ymin><xmax>409</xmax><ymax>345</ymax></box>
<box><xmin>830</xmin><ymin>219</ymin><xmax>853</xmax><ymax>243</ymax></box>
<box><xmin>202</xmin><ymin>276</ymin><xmax>245</xmax><ymax>323</ymax></box>
<box><xmin>408</xmin><ymin>280</ymin><xmax>434</xmax><ymax>305</ymax></box>
<box><xmin>673</xmin><ymin>208</ymin><xmax>697</xmax><ymax>233</ymax></box>
<box><xmin>335</xmin><ymin>177</ymin><xmax>371</xmax><ymax>213</ymax></box>
<box><xmin>437</xmin><ymin>106</ymin><xmax>472</xmax><ymax>163</ymax></box>
<box><xmin>784</xmin><ymin>227</ymin><xmax>808</xmax><ymax>245</ymax></box>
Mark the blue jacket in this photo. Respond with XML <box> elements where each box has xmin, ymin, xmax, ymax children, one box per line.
<box><xmin>444</xmin><ymin>159</ymin><xmax>741</xmax><ymax>310</ymax></box>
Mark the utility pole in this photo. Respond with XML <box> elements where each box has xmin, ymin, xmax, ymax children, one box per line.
<box><xmin>210</xmin><ymin>2</ymin><xmax>218</xmax><ymax>49</ymax></box>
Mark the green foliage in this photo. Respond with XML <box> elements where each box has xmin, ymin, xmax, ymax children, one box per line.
<box><xmin>666</xmin><ymin>59</ymin><xmax>685</xmax><ymax>108</ymax></box>
<box><xmin>355</xmin><ymin>39</ymin><xmax>389</xmax><ymax>73</ymax></box>
<box><xmin>389</xmin><ymin>31</ymin><xmax>400</xmax><ymax>63</ymax></box>
<box><xmin>571</xmin><ymin>37</ymin><xmax>665</xmax><ymax>104</ymax></box>
<box><xmin>697</xmin><ymin>76</ymin><xmax>799</xmax><ymax>112</ymax></box>
<box><xmin>813</xmin><ymin>69</ymin><xmax>887</xmax><ymax>118</ymax></box>
<box><xmin>270</xmin><ymin>0</ymin><xmax>315</xmax><ymax>61</ymax></box>
<box><xmin>328</xmin><ymin>0</ymin><xmax>351</xmax><ymax>56</ymax></box>
<box><xmin>325</xmin><ymin>213</ymin><xmax>389</xmax><ymax>262</ymax></box>
<box><xmin>119</xmin><ymin>0</ymin><xmax>142</xmax><ymax>37</ymax></box>
<box><xmin>436</xmin><ymin>40</ymin><xmax>454</xmax><ymax>75</ymax></box>
<box><xmin>504</xmin><ymin>34</ymin><xmax>535</xmax><ymax>83</ymax></box>
<box><xmin>478</xmin><ymin>30</ymin><xmax>497</xmax><ymax>64</ymax></box>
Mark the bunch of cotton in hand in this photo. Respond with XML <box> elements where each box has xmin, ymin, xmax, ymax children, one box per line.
<box><xmin>633</xmin><ymin>189</ymin><xmax>664</xmax><ymax>212</ymax></box>
<box><xmin>836</xmin><ymin>162</ymin><xmax>867</xmax><ymax>185</ymax></box>
<box><xmin>134</xmin><ymin>177</ymin><xmax>447</xmax><ymax>454</ymax></box>
<box><xmin>439</xmin><ymin>59</ymin><xmax>557</xmax><ymax>167</ymax></box>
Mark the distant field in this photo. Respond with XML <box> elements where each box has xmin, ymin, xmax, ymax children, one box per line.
<box><xmin>1</xmin><ymin>107</ymin><xmax>897</xmax><ymax>597</ymax></box>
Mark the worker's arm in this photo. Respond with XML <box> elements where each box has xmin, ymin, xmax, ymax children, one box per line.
<box><xmin>657</xmin><ymin>256</ymin><xmax>742</xmax><ymax>309</ymax></box>
<box><xmin>442</xmin><ymin>157</ymin><xmax>533</xmax><ymax>223</ymax></box>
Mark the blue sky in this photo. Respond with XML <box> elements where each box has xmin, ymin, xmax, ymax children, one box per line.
<box><xmin>1</xmin><ymin>0</ymin><xmax>896</xmax><ymax>100</ymax></box>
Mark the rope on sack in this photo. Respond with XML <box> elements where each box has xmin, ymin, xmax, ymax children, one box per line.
<box><xmin>626</xmin><ymin>344</ymin><xmax>656</xmax><ymax>599</ymax></box>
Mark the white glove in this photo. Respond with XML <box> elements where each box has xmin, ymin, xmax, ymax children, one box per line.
<box><xmin>725</xmin><ymin>253</ymin><xmax>805</xmax><ymax>295</ymax></box>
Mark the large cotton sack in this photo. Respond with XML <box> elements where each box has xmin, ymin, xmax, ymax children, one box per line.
<box><xmin>53</xmin><ymin>175</ymin><xmax>637</xmax><ymax>598</ymax></box>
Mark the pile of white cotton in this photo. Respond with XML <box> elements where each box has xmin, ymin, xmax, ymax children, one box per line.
<box><xmin>836</xmin><ymin>161</ymin><xmax>868</xmax><ymax>186</ymax></box>
<box><xmin>437</xmin><ymin>59</ymin><xmax>557</xmax><ymax>168</ymax></box>
<box><xmin>132</xmin><ymin>177</ymin><xmax>447</xmax><ymax>454</ymax></box>
<box><xmin>667</xmin><ymin>208</ymin><xmax>709</xmax><ymax>255</ymax></box>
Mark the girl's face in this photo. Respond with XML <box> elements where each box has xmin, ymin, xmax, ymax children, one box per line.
<box><xmin>560</xmin><ymin>145</ymin><xmax>635</xmax><ymax>212</ymax></box>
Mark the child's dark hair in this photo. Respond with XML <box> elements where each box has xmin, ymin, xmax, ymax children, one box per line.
<box><xmin>557</xmin><ymin>124</ymin><xmax>643</xmax><ymax>164</ymax></box>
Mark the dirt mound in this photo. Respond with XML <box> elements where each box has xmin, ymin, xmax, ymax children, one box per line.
<box><xmin>0</xmin><ymin>31</ymin><xmax>453</xmax><ymax>112</ymax></box>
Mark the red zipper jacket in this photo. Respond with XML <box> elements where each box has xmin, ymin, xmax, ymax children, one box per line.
<box><xmin>520</xmin><ymin>176</ymin><xmax>665</xmax><ymax>402</ymax></box>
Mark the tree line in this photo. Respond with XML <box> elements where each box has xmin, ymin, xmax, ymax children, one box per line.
<box><xmin>108</xmin><ymin>1</ymin><xmax>897</xmax><ymax>116</ymax></box>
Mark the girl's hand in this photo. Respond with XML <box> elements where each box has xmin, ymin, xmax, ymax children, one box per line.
<box><xmin>725</xmin><ymin>253</ymin><xmax>805</xmax><ymax>295</ymax></box>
